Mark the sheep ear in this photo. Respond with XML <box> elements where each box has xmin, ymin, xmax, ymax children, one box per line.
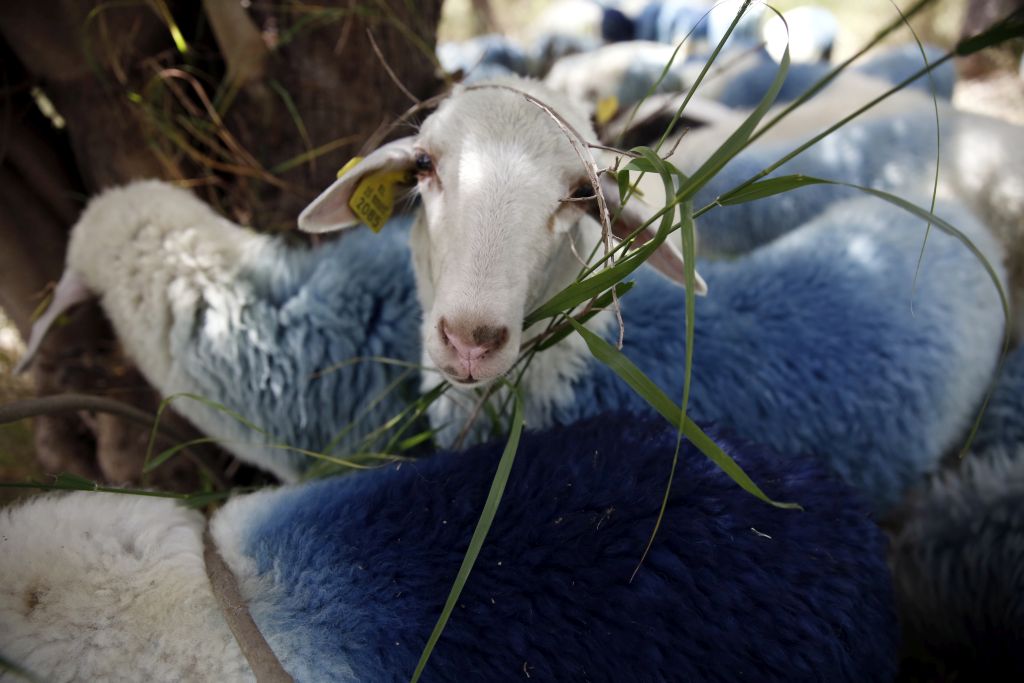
<box><xmin>298</xmin><ymin>137</ymin><xmax>418</xmax><ymax>233</ymax></box>
<box><xmin>12</xmin><ymin>269</ymin><xmax>94</xmax><ymax>375</ymax></box>
<box><xmin>597</xmin><ymin>175</ymin><xmax>708</xmax><ymax>295</ymax></box>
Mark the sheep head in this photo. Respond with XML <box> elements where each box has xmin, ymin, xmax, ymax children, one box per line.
<box><xmin>300</xmin><ymin>78</ymin><xmax>704</xmax><ymax>389</ymax></box>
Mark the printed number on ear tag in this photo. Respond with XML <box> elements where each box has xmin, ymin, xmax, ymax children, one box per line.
<box><xmin>339</xmin><ymin>156</ymin><xmax>411</xmax><ymax>233</ymax></box>
<box><xmin>337</xmin><ymin>157</ymin><xmax>409</xmax><ymax>233</ymax></box>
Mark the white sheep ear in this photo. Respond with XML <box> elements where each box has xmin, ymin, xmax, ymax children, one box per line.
<box><xmin>597</xmin><ymin>175</ymin><xmax>708</xmax><ymax>295</ymax></box>
<box><xmin>13</xmin><ymin>269</ymin><xmax>94</xmax><ymax>375</ymax></box>
<box><xmin>298</xmin><ymin>136</ymin><xmax>418</xmax><ymax>233</ymax></box>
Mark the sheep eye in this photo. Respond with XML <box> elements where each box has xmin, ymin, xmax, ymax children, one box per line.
<box><xmin>571</xmin><ymin>184</ymin><xmax>595</xmax><ymax>200</ymax></box>
<box><xmin>415</xmin><ymin>152</ymin><xmax>434</xmax><ymax>174</ymax></box>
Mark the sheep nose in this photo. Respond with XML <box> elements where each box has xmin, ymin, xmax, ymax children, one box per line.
<box><xmin>440</xmin><ymin>318</ymin><xmax>509</xmax><ymax>361</ymax></box>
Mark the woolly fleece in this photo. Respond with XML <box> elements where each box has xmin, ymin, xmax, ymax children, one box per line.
<box><xmin>0</xmin><ymin>493</ymin><xmax>252</xmax><ymax>681</ymax></box>
<box><xmin>440</xmin><ymin>196</ymin><xmax>1006</xmax><ymax>514</ymax></box>
<box><xmin>65</xmin><ymin>181</ymin><xmax>422</xmax><ymax>482</ymax></box>
<box><xmin>213</xmin><ymin>411</ymin><xmax>899</xmax><ymax>682</ymax></box>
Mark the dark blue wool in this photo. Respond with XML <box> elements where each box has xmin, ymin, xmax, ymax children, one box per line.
<box><xmin>228</xmin><ymin>412</ymin><xmax>899</xmax><ymax>682</ymax></box>
<box><xmin>601</xmin><ymin>7</ymin><xmax>636</xmax><ymax>42</ymax></box>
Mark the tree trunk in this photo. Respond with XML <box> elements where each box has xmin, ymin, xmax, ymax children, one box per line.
<box><xmin>0</xmin><ymin>0</ymin><xmax>444</xmax><ymax>489</ymax></box>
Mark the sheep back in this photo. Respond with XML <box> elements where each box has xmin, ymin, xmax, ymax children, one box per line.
<box><xmin>0</xmin><ymin>493</ymin><xmax>252</xmax><ymax>681</ymax></box>
<box><xmin>213</xmin><ymin>411</ymin><xmax>898</xmax><ymax>682</ymax></box>
<box><xmin>549</xmin><ymin>196</ymin><xmax>1006</xmax><ymax>514</ymax></box>
<box><xmin>170</xmin><ymin>215</ymin><xmax>422</xmax><ymax>481</ymax></box>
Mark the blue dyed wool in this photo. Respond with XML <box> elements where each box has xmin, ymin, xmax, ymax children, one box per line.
<box><xmin>857</xmin><ymin>43</ymin><xmax>956</xmax><ymax>101</ymax></box>
<box><xmin>634</xmin><ymin>0</ymin><xmax>710</xmax><ymax>46</ymax></box>
<box><xmin>215</xmin><ymin>412</ymin><xmax>899</xmax><ymax>682</ymax></box>
<box><xmin>715</xmin><ymin>43</ymin><xmax>955</xmax><ymax>111</ymax></box>
<box><xmin>437</xmin><ymin>34</ymin><xmax>530</xmax><ymax>79</ymax></box>
<box><xmin>690</xmin><ymin>103</ymin><xmax>950</xmax><ymax>257</ymax></box>
<box><xmin>172</xmin><ymin>217</ymin><xmax>422</xmax><ymax>480</ymax></box>
<box><xmin>715</xmin><ymin>55</ymin><xmax>833</xmax><ymax>109</ymax></box>
<box><xmin>532</xmin><ymin>197</ymin><xmax>1005</xmax><ymax>514</ymax></box>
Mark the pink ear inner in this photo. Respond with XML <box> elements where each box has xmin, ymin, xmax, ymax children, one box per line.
<box><xmin>297</xmin><ymin>136</ymin><xmax>418</xmax><ymax>234</ymax></box>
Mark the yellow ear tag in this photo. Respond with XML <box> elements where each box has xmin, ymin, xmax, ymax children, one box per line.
<box><xmin>595</xmin><ymin>95</ymin><xmax>619</xmax><ymax>126</ymax></box>
<box><xmin>336</xmin><ymin>156</ymin><xmax>409</xmax><ymax>233</ymax></box>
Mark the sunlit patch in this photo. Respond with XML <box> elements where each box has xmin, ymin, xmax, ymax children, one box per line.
<box><xmin>847</xmin><ymin>234</ymin><xmax>882</xmax><ymax>270</ymax></box>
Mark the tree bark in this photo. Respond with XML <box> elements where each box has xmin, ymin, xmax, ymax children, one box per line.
<box><xmin>0</xmin><ymin>0</ymin><xmax>444</xmax><ymax>489</ymax></box>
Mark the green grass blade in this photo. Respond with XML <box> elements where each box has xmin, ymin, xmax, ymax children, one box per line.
<box><xmin>718</xmin><ymin>174</ymin><xmax>828</xmax><ymax>204</ymax></box>
<box><xmin>568</xmin><ymin>320</ymin><xmax>799</xmax><ymax>510</ymax></box>
<box><xmin>143</xmin><ymin>436</ymin><xmax>222</xmax><ymax>473</ymax></box>
<box><xmin>677</xmin><ymin>40</ymin><xmax>790</xmax><ymax>201</ymax></box>
<box><xmin>410</xmin><ymin>382</ymin><xmax>526</xmax><ymax>682</ymax></box>
<box><xmin>679</xmin><ymin>200</ymin><xmax>697</xmax><ymax>415</ymax></box>
<box><xmin>523</xmin><ymin>239</ymin><xmax>662</xmax><ymax>327</ymax></box>
<box><xmin>144</xmin><ymin>392</ymin><xmax>270</xmax><ymax>472</ymax></box>
<box><xmin>747</xmin><ymin>0</ymin><xmax>936</xmax><ymax>149</ymax></box>
<box><xmin>395</xmin><ymin>430</ymin><xmax>436</xmax><ymax>452</ymax></box>
<box><xmin>630</xmin><ymin>199</ymin><xmax>701</xmax><ymax>580</ymax></box>
<box><xmin>709</xmin><ymin>175</ymin><xmax>1009</xmax><ymax>326</ymax></box>
<box><xmin>646</xmin><ymin>0</ymin><xmax>758</xmax><ymax>152</ymax></box>
<box><xmin>956</xmin><ymin>8</ymin><xmax>1024</xmax><ymax>55</ymax></box>
<box><xmin>0</xmin><ymin>477</ymin><xmax>234</xmax><ymax>507</ymax></box>
<box><xmin>534</xmin><ymin>281</ymin><xmax>636</xmax><ymax>352</ymax></box>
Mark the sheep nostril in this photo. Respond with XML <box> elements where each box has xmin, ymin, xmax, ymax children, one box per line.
<box><xmin>472</xmin><ymin>325</ymin><xmax>509</xmax><ymax>353</ymax></box>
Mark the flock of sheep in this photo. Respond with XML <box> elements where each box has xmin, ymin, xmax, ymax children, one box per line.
<box><xmin>2</xmin><ymin>1</ymin><xmax>1024</xmax><ymax>680</ymax></box>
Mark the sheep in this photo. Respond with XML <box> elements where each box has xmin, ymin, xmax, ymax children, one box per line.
<box><xmin>628</xmin><ymin>74</ymin><xmax>1023</xmax><ymax>299</ymax></box>
<box><xmin>645</xmin><ymin>78</ymin><xmax>1024</xmax><ymax>337</ymax></box>
<box><xmin>621</xmin><ymin>1</ymin><xmax>763</xmax><ymax>54</ymax></box>
<box><xmin>712</xmin><ymin>43</ymin><xmax>955</xmax><ymax>110</ymax></box>
<box><xmin>0</xmin><ymin>411</ymin><xmax>900</xmax><ymax>681</ymax></box>
<box><xmin>15</xmin><ymin>180</ymin><xmax>422</xmax><ymax>482</ymax></box>
<box><xmin>436</xmin><ymin>34</ymin><xmax>530</xmax><ymax>81</ymax></box>
<box><xmin>762</xmin><ymin>5</ymin><xmax>837</xmax><ymax>64</ymax></box>
<box><xmin>887</xmin><ymin>342</ymin><xmax>1024</xmax><ymax>677</ymax></box>
<box><xmin>298</xmin><ymin>76</ymin><xmax>1007</xmax><ymax>514</ymax></box>
<box><xmin>543</xmin><ymin>40</ymin><xmax>694</xmax><ymax>112</ymax></box>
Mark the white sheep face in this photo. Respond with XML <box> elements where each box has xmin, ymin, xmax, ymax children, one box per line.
<box><xmin>298</xmin><ymin>78</ymin><xmax>698</xmax><ymax>389</ymax></box>
<box><xmin>409</xmin><ymin>87</ymin><xmax>599</xmax><ymax>386</ymax></box>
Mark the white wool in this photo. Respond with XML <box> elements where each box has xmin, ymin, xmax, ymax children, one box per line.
<box><xmin>0</xmin><ymin>492</ymin><xmax>251</xmax><ymax>681</ymax></box>
<box><xmin>66</xmin><ymin>180</ymin><xmax>270</xmax><ymax>388</ymax></box>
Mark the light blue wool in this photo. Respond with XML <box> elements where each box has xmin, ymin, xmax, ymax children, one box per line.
<box><xmin>715</xmin><ymin>43</ymin><xmax>955</xmax><ymax>110</ymax></box>
<box><xmin>172</xmin><ymin>217</ymin><xmax>422</xmax><ymax>481</ymax></box>
<box><xmin>535</xmin><ymin>196</ymin><xmax>1005</xmax><ymax>514</ymax></box>
<box><xmin>214</xmin><ymin>411</ymin><xmax>899</xmax><ymax>682</ymax></box>
<box><xmin>176</xmin><ymin>193</ymin><xmax>1002</xmax><ymax>513</ymax></box>
<box><xmin>691</xmin><ymin>103</ymin><xmax>952</xmax><ymax>257</ymax></box>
